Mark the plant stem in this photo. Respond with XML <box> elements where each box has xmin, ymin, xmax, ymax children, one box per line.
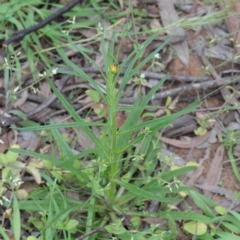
<box><xmin>108</xmin><ymin>73</ymin><xmax>118</xmax><ymax>202</ymax></box>
<box><xmin>227</xmin><ymin>146</ymin><xmax>240</xmax><ymax>182</ymax></box>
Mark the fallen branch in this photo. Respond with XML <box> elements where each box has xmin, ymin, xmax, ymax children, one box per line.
<box><xmin>119</xmin><ymin>75</ymin><xmax>240</xmax><ymax>104</ymax></box>
<box><xmin>1</xmin><ymin>0</ymin><xmax>83</xmax><ymax>47</ymax></box>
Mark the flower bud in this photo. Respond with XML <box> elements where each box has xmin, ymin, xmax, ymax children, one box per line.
<box><xmin>110</xmin><ymin>64</ymin><xmax>117</xmax><ymax>74</ymax></box>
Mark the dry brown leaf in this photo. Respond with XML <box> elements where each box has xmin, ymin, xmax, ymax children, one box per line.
<box><xmin>80</xmin><ymin>29</ymin><xmax>97</xmax><ymax>39</ymax></box>
<box><xmin>92</xmin><ymin>103</ymin><xmax>108</xmax><ymax>118</ymax></box>
<box><xmin>189</xmin><ymin>35</ymin><xmax>234</xmax><ymax>61</ymax></box>
<box><xmin>13</xmin><ymin>90</ymin><xmax>28</xmax><ymax>108</ymax></box>
<box><xmin>158</xmin><ymin>0</ymin><xmax>189</xmax><ymax>66</ymax></box>
<box><xmin>20</xmin><ymin>181</ymin><xmax>39</xmax><ymax>194</ymax></box>
<box><xmin>0</xmin><ymin>132</ymin><xmax>9</xmax><ymax>153</ymax></box>
<box><xmin>149</xmin><ymin>19</ymin><xmax>162</xmax><ymax>31</ymax></box>
<box><xmin>92</xmin><ymin>103</ymin><xmax>126</xmax><ymax>128</ymax></box>
<box><xmin>18</xmin><ymin>139</ymin><xmax>32</xmax><ymax>149</ymax></box>
<box><xmin>77</xmin><ymin>130</ymin><xmax>96</xmax><ymax>150</ymax></box>
<box><xmin>0</xmin><ymin>141</ymin><xmax>8</xmax><ymax>153</ymax></box>
<box><xmin>16</xmin><ymin>189</ymin><xmax>28</xmax><ymax>200</ymax></box>
<box><xmin>66</xmin><ymin>190</ymin><xmax>80</xmax><ymax>200</ymax></box>
<box><xmin>115</xmin><ymin>18</ymin><xmax>126</xmax><ymax>31</ymax></box>
<box><xmin>39</xmin><ymin>81</ymin><xmax>51</xmax><ymax>98</ymax></box>
<box><xmin>17</xmin><ymin>131</ymin><xmax>39</xmax><ymax>151</ymax></box>
<box><xmin>160</xmin><ymin>132</ymin><xmax>210</xmax><ymax>149</ymax></box>
<box><xmin>201</xmin><ymin>145</ymin><xmax>224</xmax><ymax>197</ymax></box>
<box><xmin>116</xmin><ymin>112</ymin><xmax>126</xmax><ymax>129</ymax></box>
<box><xmin>26</xmin><ymin>166</ymin><xmax>41</xmax><ymax>184</ymax></box>
<box><xmin>186</xmin><ymin>148</ymin><xmax>210</xmax><ymax>186</ymax></box>
<box><xmin>0</xmin><ymin>77</ymin><xmax>4</xmax><ymax>88</ymax></box>
<box><xmin>19</xmin><ymin>101</ymin><xmax>38</xmax><ymax>113</ymax></box>
<box><xmin>195</xmin><ymin>185</ymin><xmax>235</xmax><ymax>202</ymax></box>
<box><xmin>141</xmin><ymin>217</ymin><xmax>166</xmax><ymax>225</ymax></box>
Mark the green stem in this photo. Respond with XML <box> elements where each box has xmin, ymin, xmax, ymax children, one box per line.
<box><xmin>227</xmin><ymin>146</ymin><xmax>240</xmax><ymax>182</ymax></box>
<box><xmin>108</xmin><ymin>74</ymin><xmax>118</xmax><ymax>202</ymax></box>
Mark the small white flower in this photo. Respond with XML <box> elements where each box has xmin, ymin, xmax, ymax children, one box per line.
<box><xmin>52</xmin><ymin>68</ymin><xmax>58</xmax><ymax>75</ymax></box>
<box><xmin>13</xmin><ymin>86</ymin><xmax>19</xmax><ymax>93</ymax></box>
<box><xmin>154</xmin><ymin>53</ymin><xmax>161</xmax><ymax>59</ymax></box>
<box><xmin>140</xmin><ymin>73</ymin><xmax>145</xmax><ymax>79</ymax></box>
<box><xmin>68</xmin><ymin>16</ymin><xmax>76</xmax><ymax>25</ymax></box>
<box><xmin>98</xmin><ymin>22</ymin><xmax>103</xmax><ymax>31</ymax></box>
<box><xmin>38</xmin><ymin>71</ymin><xmax>47</xmax><ymax>78</ymax></box>
<box><xmin>4</xmin><ymin>58</ymin><xmax>10</xmax><ymax>69</ymax></box>
<box><xmin>13</xmin><ymin>178</ymin><xmax>24</xmax><ymax>187</ymax></box>
<box><xmin>61</xmin><ymin>30</ymin><xmax>69</xmax><ymax>35</ymax></box>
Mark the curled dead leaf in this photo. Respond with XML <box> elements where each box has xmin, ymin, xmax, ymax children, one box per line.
<box><xmin>26</xmin><ymin>166</ymin><xmax>41</xmax><ymax>184</ymax></box>
<box><xmin>16</xmin><ymin>189</ymin><xmax>28</xmax><ymax>200</ymax></box>
<box><xmin>160</xmin><ymin>132</ymin><xmax>210</xmax><ymax>149</ymax></box>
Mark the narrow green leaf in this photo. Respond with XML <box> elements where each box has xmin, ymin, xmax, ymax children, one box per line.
<box><xmin>50</xmin><ymin>120</ymin><xmax>74</xmax><ymax>160</ymax></box>
<box><xmin>57</xmin><ymin>219</ymin><xmax>78</xmax><ymax>230</ymax></box>
<box><xmin>216</xmin><ymin>230</ymin><xmax>240</xmax><ymax>240</ymax></box>
<box><xmin>12</xmin><ymin>194</ymin><xmax>20</xmax><ymax>240</ymax></box>
<box><xmin>113</xmin><ymin>179</ymin><xmax>180</xmax><ymax>203</ymax></box>
<box><xmin>127</xmin><ymin>210</ymin><xmax>213</xmax><ymax>223</ymax></box>
<box><xmin>221</xmin><ymin>221</ymin><xmax>240</xmax><ymax>234</ymax></box>
<box><xmin>120</xmin><ymin>100</ymin><xmax>198</xmax><ymax>134</ymax></box>
<box><xmin>9</xmin><ymin>148</ymin><xmax>89</xmax><ymax>181</ymax></box>
<box><xmin>0</xmin><ymin>225</ymin><xmax>10</xmax><ymax>240</ymax></box>
<box><xmin>189</xmin><ymin>190</ymin><xmax>215</xmax><ymax>218</ymax></box>
<box><xmin>229</xmin><ymin>210</ymin><xmax>240</xmax><ymax>222</ymax></box>
<box><xmin>86</xmin><ymin>89</ymin><xmax>101</xmax><ymax>103</ymax></box>
<box><xmin>161</xmin><ymin>166</ymin><xmax>197</xmax><ymax>181</ymax></box>
<box><xmin>9</xmin><ymin>110</ymin><xmax>27</xmax><ymax>120</ymax></box>
<box><xmin>85</xmin><ymin>196</ymin><xmax>96</xmax><ymax>240</ymax></box>
<box><xmin>13</xmin><ymin>121</ymin><xmax>107</xmax><ymax>131</ymax></box>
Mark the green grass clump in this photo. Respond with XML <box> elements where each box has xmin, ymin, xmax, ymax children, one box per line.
<box><xmin>6</xmin><ymin>28</ymin><xmax>201</xmax><ymax>239</ymax></box>
<box><xmin>2</xmin><ymin>1</ymin><xmax>240</xmax><ymax>239</ymax></box>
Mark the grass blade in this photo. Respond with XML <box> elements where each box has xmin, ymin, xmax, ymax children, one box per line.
<box><xmin>12</xmin><ymin>194</ymin><xmax>21</xmax><ymax>240</ymax></box>
<box><xmin>113</xmin><ymin>179</ymin><xmax>181</xmax><ymax>203</ymax></box>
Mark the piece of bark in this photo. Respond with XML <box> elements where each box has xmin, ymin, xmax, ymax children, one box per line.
<box><xmin>187</xmin><ymin>148</ymin><xmax>210</xmax><ymax>186</ymax></box>
<box><xmin>200</xmin><ymin>145</ymin><xmax>224</xmax><ymax>198</ymax></box>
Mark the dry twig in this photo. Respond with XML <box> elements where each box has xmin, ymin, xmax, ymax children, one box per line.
<box><xmin>1</xmin><ymin>0</ymin><xmax>84</xmax><ymax>47</ymax></box>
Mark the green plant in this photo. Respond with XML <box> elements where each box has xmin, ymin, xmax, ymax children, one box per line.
<box><xmin>219</xmin><ymin>128</ymin><xmax>240</xmax><ymax>182</ymax></box>
<box><xmin>4</xmin><ymin>1</ymin><xmax>240</xmax><ymax>239</ymax></box>
<box><xmin>189</xmin><ymin>190</ymin><xmax>240</xmax><ymax>240</ymax></box>
<box><xmin>7</xmin><ymin>27</ymin><xmax>201</xmax><ymax>239</ymax></box>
